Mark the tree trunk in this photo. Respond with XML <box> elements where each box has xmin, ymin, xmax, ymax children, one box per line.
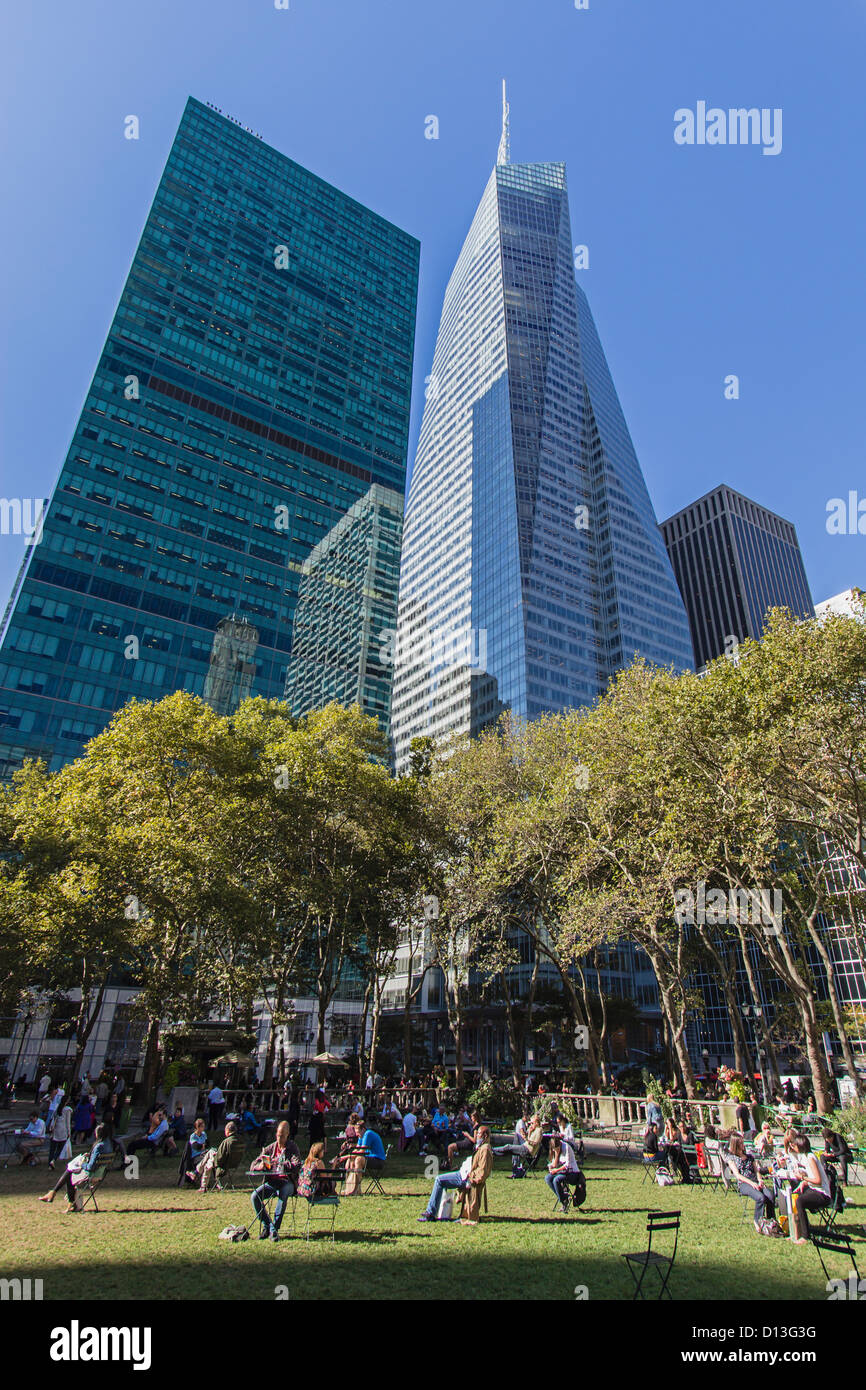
<box><xmin>138</xmin><ymin>1016</ymin><xmax>161</xmax><ymax>1103</ymax></box>
<box><xmin>735</xmin><ymin>924</ymin><xmax>780</xmax><ymax>1091</ymax></box>
<box><xmin>499</xmin><ymin>972</ymin><xmax>523</xmax><ymax>1089</ymax></box>
<box><xmin>805</xmin><ymin>915</ymin><xmax>863</xmax><ymax>1095</ymax></box>
<box><xmin>71</xmin><ymin>975</ymin><xmax>108</xmax><ymax>1085</ymax></box>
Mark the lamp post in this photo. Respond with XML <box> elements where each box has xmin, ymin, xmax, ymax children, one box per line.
<box><xmin>741</xmin><ymin>1005</ymin><xmax>766</xmax><ymax>1103</ymax></box>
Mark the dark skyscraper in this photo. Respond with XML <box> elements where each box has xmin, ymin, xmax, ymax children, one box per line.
<box><xmin>0</xmin><ymin>98</ymin><xmax>419</xmax><ymax>777</ymax></box>
<box><xmin>660</xmin><ymin>484</ymin><xmax>814</xmax><ymax>669</ymax></box>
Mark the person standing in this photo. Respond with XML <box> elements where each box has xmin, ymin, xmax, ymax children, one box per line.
<box><xmin>207</xmin><ymin>1082</ymin><xmax>225</xmax><ymax>1132</ymax></box>
<box><xmin>36</xmin><ymin>1071</ymin><xmax>52</xmax><ymax>1109</ymax></box>
<box><xmin>47</xmin><ymin>1100</ymin><xmax>73</xmax><ymax>1169</ymax></box>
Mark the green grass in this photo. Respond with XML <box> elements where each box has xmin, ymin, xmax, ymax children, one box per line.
<box><xmin>2</xmin><ymin>1143</ymin><xmax>863</xmax><ymax>1301</ymax></box>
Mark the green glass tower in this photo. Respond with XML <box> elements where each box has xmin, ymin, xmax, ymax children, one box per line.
<box><xmin>0</xmin><ymin>98</ymin><xmax>419</xmax><ymax>776</ymax></box>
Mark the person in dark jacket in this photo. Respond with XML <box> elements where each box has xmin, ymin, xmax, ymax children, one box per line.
<box><xmin>196</xmin><ymin>1121</ymin><xmax>242</xmax><ymax>1191</ymax></box>
<box><xmin>821</xmin><ymin>1128</ymin><xmax>852</xmax><ymax>1185</ymax></box>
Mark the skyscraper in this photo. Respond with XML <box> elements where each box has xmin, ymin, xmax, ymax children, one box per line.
<box><xmin>0</xmin><ymin>98</ymin><xmax>419</xmax><ymax>778</ymax></box>
<box><xmin>384</xmin><ymin>93</ymin><xmax>693</xmax><ymax>1073</ymax></box>
<box><xmin>283</xmin><ymin>483</ymin><xmax>404</xmax><ymax>734</ymax></box>
<box><xmin>390</xmin><ymin>96</ymin><xmax>692</xmax><ymax>770</ymax></box>
<box><xmin>660</xmin><ymin>484</ymin><xmax>814</xmax><ymax>669</ymax></box>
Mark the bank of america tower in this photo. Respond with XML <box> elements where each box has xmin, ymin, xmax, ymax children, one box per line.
<box><xmin>390</xmin><ymin>90</ymin><xmax>693</xmax><ymax>768</ymax></box>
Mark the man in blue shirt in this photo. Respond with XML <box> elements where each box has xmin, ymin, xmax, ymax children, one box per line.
<box><xmin>358</xmin><ymin>1121</ymin><xmax>386</xmax><ymax>1163</ymax></box>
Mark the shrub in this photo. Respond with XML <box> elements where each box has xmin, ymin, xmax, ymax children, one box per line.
<box><xmin>465</xmin><ymin>1078</ymin><xmax>524</xmax><ymax>1123</ymax></box>
<box><xmin>827</xmin><ymin>1101</ymin><xmax>866</xmax><ymax>1149</ymax></box>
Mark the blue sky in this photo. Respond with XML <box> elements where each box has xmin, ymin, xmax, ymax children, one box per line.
<box><xmin>1</xmin><ymin>0</ymin><xmax>864</xmax><ymax>610</ymax></box>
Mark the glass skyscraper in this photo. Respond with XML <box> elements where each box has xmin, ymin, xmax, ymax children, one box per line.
<box><xmin>390</xmin><ymin>135</ymin><xmax>693</xmax><ymax>769</ymax></box>
<box><xmin>660</xmin><ymin>484</ymin><xmax>814</xmax><ymax>669</ymax></box>
<box><xmin>0</xmin><ymin>97</ymin><xmax>419</xmax><ymax>777</ymax></box>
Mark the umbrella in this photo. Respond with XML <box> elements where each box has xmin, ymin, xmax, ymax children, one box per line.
<box><xmin>310</xmin><ymin>1051</ymin><xmax>348</xmax><ymax>1068</ymax></box>
<box><xmin>209</xmin><ymin>1050</ymin><xmax>256</xmax><ymax>1067</ymax></box>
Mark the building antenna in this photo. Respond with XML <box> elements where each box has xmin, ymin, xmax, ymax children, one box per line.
<box><xmin>497</xmin><ymin>79</ymin><xmax>510</xmax><ymax>165</ymax></box>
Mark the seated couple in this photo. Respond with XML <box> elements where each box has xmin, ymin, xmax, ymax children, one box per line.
<box><xmin>333</xmin><ymin>1120</ymin><xmax>386</xmax><ymax>1195</ymax></box>
<box><xmin>187</xmin><ymin>1121</ymin><xmax>243</xmax><ymax>1191</ymax></box>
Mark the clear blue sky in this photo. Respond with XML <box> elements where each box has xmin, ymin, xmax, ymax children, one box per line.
<box><xmin>2</xmin><ymin>0</ymin><xmax>864</xmax><ymax>611</ymax></box>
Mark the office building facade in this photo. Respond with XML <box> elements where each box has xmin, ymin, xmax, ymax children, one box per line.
<box><xmin>389</xmin><ymin>145</ymin><xmax>692</xmax><ymax>771</ymax></box>
<box><xmin>660</xmin><ymin>484</ymin><xmax>814</xmax><ymax>669</ymax></box>
<box><xmin>0</xmin><ymin>97</ymin><xmax>419</xmax><ymax>778</ymax></box>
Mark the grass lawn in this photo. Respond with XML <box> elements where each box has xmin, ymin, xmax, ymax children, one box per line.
<box><xmin>2</xmin><ymin>1141</ymin><xmax>863</xmax><ymax>1301</ymax></box>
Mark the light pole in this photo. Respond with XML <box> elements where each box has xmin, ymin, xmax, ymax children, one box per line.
<box><xmin>741</xmin><ymin>1005</ymin><xmax>766</xmax><ymax>1104</ymax></box>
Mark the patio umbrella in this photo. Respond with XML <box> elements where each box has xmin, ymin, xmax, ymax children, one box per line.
<box><xmin>209</xmin><ymin>1050</ymin><xmax>256</xmax><ymax>1067</ymax></box>
<box><xmin>310</xmin><ymin>1052</ymin><xmax>348</xmax><ymax>1068</ymax></box>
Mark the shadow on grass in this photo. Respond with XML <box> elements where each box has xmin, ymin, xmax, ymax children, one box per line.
<box><xmin>6</xmin><ymin>1248</ymin><xmax>833</xmax><ymax>1303</ymax></box>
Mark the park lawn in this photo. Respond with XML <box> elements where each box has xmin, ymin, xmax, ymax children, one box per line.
<box><xmin>1</xmin><ymin>1145</ymin><xmax>862</xmax><ymax>1302</ymax></box>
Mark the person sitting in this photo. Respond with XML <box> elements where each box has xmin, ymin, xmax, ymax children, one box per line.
<box><xmin>788</xmin><ymin>1135</ymin><xmax>832</xmax><ymax>1244</ymax></box>
<box><xmin>446</xmin><ymin>1107</ymin><xmax>478</xmax><ymax>1168</ymax></box>
<box><xmin>40</xmin><ymin>1124</ymin><xmax>112</xmax><ymax>1213</ymax></box>
<box><xmin>820</xmin><ymin>1128</ymin><xmax>852</xmax><ymax>1186</ymax></box>
<box><xmin>188</xmin><ymin>1118</ymin><xmax>208</xmax><ymax>1164</ymax></box>
<box><xmin>348</xmin><ymin>1119</ymin><xmax>386</xmax><ymax>1191</ymax></box>
<box><xmin>727</xmin><ymin>1133</ymin><xmax>776</xmax><ymax>1233</ymax></box>
<box><xmin>546</xmin><ymin>1134</ymin><xmax>581</xmax><ymax>1214</ymax></box>
<box><xmin>417</xmin><ymin>1138</ymin><xmax>478</xmax><ymax>1221</ymax></box>
<box><xmin>250</xmin><ymin>1120</ymin><xmax>301</xmax><ymax>1241</ymax></box>
<box><xmin>400</xmin><ymin>1107</ymin><xmax>419</xmax><ymax>1153</ymax></box>
<box><xmin>380</xmin><ymin>1098</ymin><xmax>401</xmax><ymax>1132</ymax></box>
<box><xmin>195</xmin><ymin>1121</ymin><xmax>243</xmax><ymax>1192</ymax></box>
<box><xmin>643</xmin><ymin>1122</ymin><xmax>661</xmax><ymax>1164</ymax></box>
<box><xmin>239</xmin><ymin>1102</ymin><xmax>262</xmax><ymax>1144</ymax></box>
<box><xmin>296</xmin><ymin>1141</ymin><xmax>332</xmax><ymax>1200</ymax></box>
<box><xmin>662</xmin><ymin>1117</ymin><xmax>692</xmax><ymax>1183</ymax></box>
<box><xmin>458</xmin><ymin>1126</ymin><xmax>493</xmax><ymax>1226</ymax></box>
<box><xmin>557</xmin><ymin>1113</ymin><xmax>584</xmax><ymax>1162</ymax></box>
<box><xmin>127</xmin><ymin>1106</ymin><xmax>175</xmax><ymax>1157</ymax></box>
<box><xmin>754</xmin><ymin>1121</ymin><xmax>776</xmax><ymax>1159</ymax></box>
<box><xmin>16</xmin><ymin>1112</ymin><xmax>47</xmax><ymax>1165</ymax></box>
<box><xmin>169</xmin><ymin>1106</ymin><xmax>188</xmax><ymax>1146</ymax></box>
<box><xmin>430</xmin><ymin>1104</ymin><xmax>453</xmax><ymax>1150</ymax></box>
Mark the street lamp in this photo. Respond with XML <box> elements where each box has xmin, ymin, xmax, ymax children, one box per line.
<box><xmin>741</xmin><ymin>1004</ymin><xmax>766</xmax><ymax>1103</ymax></box>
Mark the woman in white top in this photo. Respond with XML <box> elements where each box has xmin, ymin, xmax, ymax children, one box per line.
<box><xmin>789</xmin><ymin>1135</ymin><xmax>831</xmax><ymax>1243</ymax></box>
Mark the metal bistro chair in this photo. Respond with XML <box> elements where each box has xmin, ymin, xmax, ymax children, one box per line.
<box><xmin>811</xmin><ymin>1230</ymin><xmax>861</xmax><ymax>1291</ymax></box>
<box><xmin>76</xmin><ymin>1152</ymin><xmax>116</xmax><ymax>1214</ymax></box>
<box><xmin>623</xmin><ymin>1210</ymin><xmax>681</xmax><ymax>1301</ymax></box>
<box><xmin>364</xmin><ymin>1143</ymin><xmax>392</xmax><ymax>1196</ymax></box>
<box><xmin>303</xmin><ymin>1167</ymin><xmax>346</xmax><ymax>1242</ymax></box>
<box><xmin>702</xmin><ymin>1147</ymin><xmax>724</xmax><ymax>1194</ymax></box>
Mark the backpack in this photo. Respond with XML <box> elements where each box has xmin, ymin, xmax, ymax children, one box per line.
<box><xmin>758</xmin><ymin>1218</ymin><xmax>784</xmax><ymax>1238</ymax></box>
<box><xmin>655</xmin><ymin>1165</ymin><xmax>674</xmax><ymax>1187</ymax></box>
<box><xmin>511</xmin><ymin>1157</ymin><xmax>526</xmax><ymax>1180</ymax></box>
<box><xmin>296</xmin><ymin>1163</ymin><xmax>317</xmax><ymax>1199</ymax></box>
<box><xmin>218</xmin><ymin>1224</ymin><xmax>249</xmax><ymax>1242</ymax></box>
<box><xmin>570</xmin><ymin>1171</ymin><xmax>587</xmax><ymax>1208</ymax></box>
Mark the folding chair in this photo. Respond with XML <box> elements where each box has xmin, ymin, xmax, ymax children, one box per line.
<box><xmin>811</xmin><ymin>1231</ymin><xmax>861</xmax><ymax>1290</ymax></box>
<box><xmin>811</xmin><ymin>1172</ymin><xmax>845</xmax><ymax>1235</ymax></box>
<box><xmin>623</xmin><ymin>1210</ymin><xmax>681</xmax><ymax>1300</ymax></box>
<box><xmin>703</xmin><ymin>1147</ymin><xmax>723</xmax><ymax>1194</ymax></box>
<box><xmin>640</xmin><ymin>1152</ymin><xmax>661</xmax><ymax>1186</ymax></box>
<box><xmin>303</xmin><ymin>1167</ymin><xmax>345</xmax><ymax>1241</ymax></box>
<box><xmin>76</xmin><ymin>1153</ymin><xmax>116</xmax><ymax>1213</ymax></box>
<box><xmin>364</xmin><ymin>1143</ymin><xmax>392</xmax><ymax>1196</ymax></box>
<box><xmin>680</xmin><ymin>1144</ymin><xmax>702</xmax><ymax>1185</ymax></box>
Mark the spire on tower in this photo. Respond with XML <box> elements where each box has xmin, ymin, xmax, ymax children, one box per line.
<box><xmin>496</xmin><ymin>79</ymin><xmax>510</xmax><ymax>165</ymax></box>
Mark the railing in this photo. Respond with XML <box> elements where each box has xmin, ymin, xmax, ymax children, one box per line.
<box><xmin>188</xmin><ymin>1087</ymin><xmax>744</xmax><ymax>1133</ymax></box>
